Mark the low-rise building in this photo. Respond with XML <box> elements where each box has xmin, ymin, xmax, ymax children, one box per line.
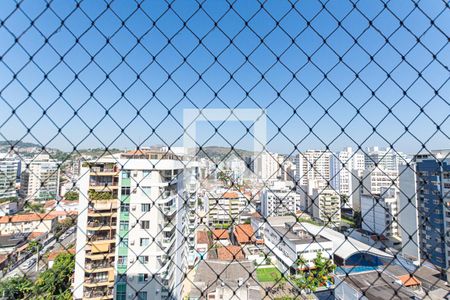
<box><xmin>264</xmin><ymin>221</ymin><xmax>333</xmax><ymax>274</ymax></box>
<box><xmin>360</xmin><ymin>188</ymin><xmax>400</xmax><ymax>238</ymax></box>
<box><xmin>188</xmin><ymin>260</ymin><xmax>262</xmax><ymax>299</ymax></box>
<box><xmin>0</xmin><ymin>213</ymin><xmax>57</xmax><ymax>235</ymax></box>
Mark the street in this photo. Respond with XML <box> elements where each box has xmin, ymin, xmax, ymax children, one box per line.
<box><xmin>1</xmin><ymin>227</ymin><xmax>76</xmax><ymax>281</ymax></box>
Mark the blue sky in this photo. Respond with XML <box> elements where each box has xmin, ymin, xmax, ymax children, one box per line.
<box><xmin>0</xmin><ymin>0</ymin><xmax>448</xmax><ymax>155</ymax></box>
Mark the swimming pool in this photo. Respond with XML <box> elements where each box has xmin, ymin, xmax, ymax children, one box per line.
<box><xmin>336</xmin><ymin>265</ymin><xmax>379</xmax><ymax>274</ymax></box>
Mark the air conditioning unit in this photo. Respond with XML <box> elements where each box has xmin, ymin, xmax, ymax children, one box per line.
<box><xmin>131</xmin><ymin>205</ymin><xmax>136</xmax><ymax>211</ymax></box>
<box><xmin>133</xmin><ymin>172</ymin><xmax>138</xmax><ymax>177</ymax></box>
<box><xmin>130</xmin><ymin>240</ymin><xmax>135</xmax><ymax>245</ymax></box>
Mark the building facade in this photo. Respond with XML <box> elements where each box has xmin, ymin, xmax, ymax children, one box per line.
<box><xmin>261</xmin><ymin>181</ymin><xmax>300</xmax><ymax>218</ymax></box>
<box><xmin>74</xmin><ymin>150</ymin><xmax>198</xmax><ymax>300</ymax></box>
<box><xmin>20</xmin><ymin>154</ymin><xmax>60</xmax><ymax>201</ymax></box>
<box><xmin>311</xmin><ymin>189</ymin><xmax>341</xmax><ymax>227</ymax></box>
<box><xmin>0</xmin><ymin>153</ymin><xmax>19</xmax><ymax>201</ymax></box>
<box><xmin>415</xmin><ymin>151</ymin><xmax>450</xmax><ymax>275</ymax></box>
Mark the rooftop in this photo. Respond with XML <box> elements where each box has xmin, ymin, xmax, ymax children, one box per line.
<box><xmin>271</xmin><ymin>224</ymin><xmax>330</xmax><ymax>245</ymax></box>
<box><xmin>233</xmin><ymin>224</ymin><xmax>255</xmax><ymax>244</ymax></box>
<box><xmin>190</xmin><ymin>260</ymin><xmax>261</xmax><ymax>299</ymax></box>
<box><xmin>0</xmin><ymin>213</ymin><xmax>57</xmax><ymax>224</ymax></box>
<box><xmin>212</xmin><ymin>229</ymin><xmax>229</xmax><ymax>240</ymax></box>
<box><xmin>216</xmin><ymin>245</ymin><xmax>245</xmax><ymax>261</ymax></box>
<box><xmin>196</xmin><ymin>231</ymin><xmax>210</xmax><ymax>245</ymax></box>
<box><xmin>338</xmin><ymin>270</ymin><xmax>418</xmax><ymax>299</ymax></box>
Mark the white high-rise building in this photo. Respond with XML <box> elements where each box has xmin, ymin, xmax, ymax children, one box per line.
<box><xmin>398</xmin><ymin>164</ymin><xmax>420</xmax><ymax>262</ymax></box>
<box><xmin>0</xmin><ymin>153</ymin><xmax>19</xmax><ymax>200</ymax></box>
<box><xmin>296</xmin><ymin>150</ymin><xmax>332</xmax><ymax>190</ymax></box>
<box><xmin>361</xmin><ymin>166</ymin><xmax>399</xmax><ymax>195</ymax></box>
<box><xmin>330</xmin><ymin>147</ymin><xmax>365</xmax><ymax>208</ymax></box>
<box><xmin>360</xmin><ymin>188</ymin><xmax>399</xmax><ymax>238</ymax></box>
<box><xmin>253</xmin><ymin>151</ymin><xmax>280</xmax><ymax>181</ymax></box>
<box><xmin>365</xmin><ymin>147</ymin><xmax>407</xmax><ymax>172</ymax></box>
<box><xmin>74</xmin><ymin>150</ymin><xmax>198</xmax><ymax>300</ymax></box>
<box><xmin>20</xmin><ymin>154</ymin><xmax>60</xmax><ymax>201</ymax></box>
<box><xmin>261</xmin><ymin>181</ymin><xmax>300</xmax><ymax>217</ymax></box>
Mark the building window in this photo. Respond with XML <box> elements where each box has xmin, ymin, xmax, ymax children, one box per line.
<box><xmin>120</xmin><ymin>221</ymin><xmax>129</xmax><ymax>231</ymax></box>
<box><xmin>140</xmin><ymin>220</ymin><xmax>150</xmax><ymax>229</ymax></box>
<box><xmin>119</xmin><ymin>238</ymin><xmax>128</xmax><ymax>248</ymax></box>
<box><xmin>138</xmin><ymin>273</ymin><xmax>149</xmax><ymax>282</ymax></box>
<box><xmin>137</xmin><ymin>291</ymin><xmax>147</xmax><ymax>300</ymax></box>
<box><xmin>138</xmin><ymin>256</ymin><xmax>149</xmax><ymax>264</ymax></box>
<box><xmin>141</xmin><ymin>204</ymin><xmax>151</xmax><ymax>212</ymax></box>
<box><xmin>121</xmin><ymin>203</ymin><xmax>130</xmax><ymax>212</ymax></box>
<box><xmin>121</xmin><ymin>186</ymin><xmax>130</xmax><ymax>196</ymax></box>
<box><xmin>140</xmin><ymin>238</ymin><xmax>150</xmax><ymax>246</ymax></box>
<box><xmin>118</xmin><ymin>256</ymin><xmax>127</xmax><ymax>266</ymax></box>
<box><xmin>122</xmin><ymin>171</ymin><xmax>130</xmax><ymax>179</ymax></box>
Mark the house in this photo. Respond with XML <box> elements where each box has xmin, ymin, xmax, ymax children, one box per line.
<box><xmin>233</xmin><ymin>224</ymin><xmax>256</xmax><ymax>245</ymax></box>
<box><xmin>211</xmin><ymin>229</ymin><xmax>230</xmax><ymax>246</ymax></box>
<box><xmin>195</xmin><ymin>231</ymin><xmax>210</xmax><ymax>255</ymax></box>
<box><xmin>216</xmin><ymin>245</ymin><xmax>245</xmax><ymax>261</ymax></box>
<box><xmin>0</xmin><ymin>213</ymin><xmax>58</xmax><ymax>235</ymax></box>
<box><xmin>47</xmin><ymin>248</ymin><xmax>75</xmax><ymax>268</ymax></box>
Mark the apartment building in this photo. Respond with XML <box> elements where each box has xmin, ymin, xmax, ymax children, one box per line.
<box><xmin>20</xmin><ymin>154</ymin><xmax>60</xmax><ymax>201</ymax></box>
<box><xmin>360</xmin><ymin>188</ymin><xmax>400</xmax><ymax>238</ymax></box>
<box><xmin>311</xmin><ymin>189</ymin><xmax>341</xmax><ymax>227</ymax></box>
<box><xmin>361</xmin><ymin>166</ymin><xmax>399</xmax><ymax>195</ymax></box>
<box><xmin>205</xmin><ymin>189</ymin><xmax>252</xmax><ymax>228</ymax></box>
<box><xmin>365</xmin><ymin>147</ymin><xmax>408</xmax><ymax>172</ymax></box>
<box><xmin>260</xmin><ymin>181</ymin><xmax>300</xmax><ymax>217</ymax></box>
<box><xmin>330</xmin><ymin>147</ymin><xmax>365</xmax><ymax>209</ymax></box>
<box><xmin>0</xmin><ymin>153</ymin><xmax>19</xmax><ymax>200</ymax></box>
<box><xmin>264</xmin><ymin>221</ymin><xmax>333</xmax><ymax>274</ymax></box>
<box><xmin>414</xmin><ymin>150</ymin><xmax>450</xmax><ymax>277</ymax></box>
<box><xmin>296</xmin><ymin>150</ymin><xmax>332</xmax><ymax>190</ymax></box>
<box><xmin>74</xmin><ymin>150</ymin><xmax>198</xmax><ymax>300</ymax></box>
<box><xmin>253</xmin><ymin>151</ymin><xmax>281</xmax><ymax>181</ymax></box>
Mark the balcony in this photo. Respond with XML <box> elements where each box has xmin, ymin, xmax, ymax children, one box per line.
<box><xmin>85</xmin><ymin>261</ymin><xmax>115</xmax><ymax>273</ymax></box>
<box><xmin>87</xmin><ymin>221</ymin><xmax>117</xmax><ymax>230</ymax></box>
<box><xmin>90</xmin><ymin>166</ymin><xmax>119</xmax><ymax>176</ymax></box>
<box><xmin>84</xmin><ymin>289</ymin><xmax>113</xmax><ymax>300</ymax></box>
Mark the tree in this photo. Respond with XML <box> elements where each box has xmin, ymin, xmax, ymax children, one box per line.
<box><xmin>64</xmin><ymin>191</ymin><xmax>79</xmax><ymax>201</ymax></box>
<box><xmin>290</xmin><ymin>252</ymin><xmax>336</xmax><ymax>293</ymax></box>
<box><xmin>0</xmin><ymin>276</ymin><xmax>33</xmax><ymax>299</ymax></box>
<box><xmin>33</xmin><ymin>252</ymin><xmax>75</xmax><ymax>299</ymax></box>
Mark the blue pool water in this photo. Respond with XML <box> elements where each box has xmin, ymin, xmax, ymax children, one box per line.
<box><xmin>336</xmin><ymin>265</ymin><xmax>379</xmax><ymax>274</ymax></box>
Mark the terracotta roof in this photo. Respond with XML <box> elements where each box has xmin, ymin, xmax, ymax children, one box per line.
<box><xmin>212</xmin><ymin>229</ymin><xmax>229</xmax><ymax>240</ymax></box>
<box><xmin>233</xmin><ymin>224</ymin><xmax>255</xmax><ymax>244</ymax></box>
<box><xmin>216</xmin><ymin>245</ymin><xmax>245</xmax><ymax>261</ymax></box>
<box><xmin>44</xmin><ymin>200</ymin><xmax>56</xmax><ymax>209</ymax></box>
<box><xmin>222</xmin><ymin>192</ymin><xmax>239</xmax><ymax>199</ymax></box>
<box><xmin>196</xmin><ymin>231</ymin><xmax>210</xmax><ymax>245</ymax></box>
<box><xmin>0</xmin><ymin>213</ymin><xmax>57</xmax><ymax>224</ymax></box>
<box><xmin>0</xmin><ymin>255</ymin><xmax>7</xmax><ymax>264</ymax></box>
<box><xmin>47</xmin><ymin>248</ymin><xmax>75</xmax><ymax>261</ymax></box>
<box><xmin>398</xmin><ymin>275</ymin><xmax>421</xmax><ymax>287</ymax></box>
<box><xmin>27</xmin><ymin>232</ymin><xmax>46</xmax><ymax>241</ymax></box>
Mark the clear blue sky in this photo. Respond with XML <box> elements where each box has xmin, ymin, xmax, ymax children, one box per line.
<box><xmin>0</xmin><ymin>0</ymin><xmax>448</xmax><ymax>155</ymax></box>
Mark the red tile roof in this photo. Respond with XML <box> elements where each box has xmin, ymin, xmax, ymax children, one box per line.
<box><xmin>233</xmin><ymin>224</ymin><xmax>255</xmax><ymax>244</ymax></box>
<box><xmin>212</xmin><ymin>229</ymin><xmax>229</xmax><ymax>240</ymax></box>
<box><xmin>196</xmin><ymin>231</ymin><xmax>210</xmax><ymax>245</ymax></box>
<box><xmin>216</xmin><ymin>245</ymin><xmax>245</xmax><ymax>261</ymax></box>
<box><xmin>222</xmin><ymin>192</ymin><xmax>239</xmax><ymax>199</ymax></box>
<box><xmin>0</xmin><ymin>213</ymin><xmax>57</xmax><ymax>224</ymax></box>
<box><xmin>47</xmin><ymin>248</ymin><xmax>75</xmax><ymax>261</ymax></box>
<box><xmin>27</xmin><ymin>232</ymin><xmax>46</xmax><ymax>241</ymax></box>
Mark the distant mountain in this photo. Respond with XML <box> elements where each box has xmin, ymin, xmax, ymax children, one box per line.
<box><xmin>0</xmin><ymin>140</ymin><xmax>44</xmax><ymax>149</ymax></box>
<box><xmin>197</xmin><ymin>146</ymin><xmax>255</xmax><ymax>160</ymax></box>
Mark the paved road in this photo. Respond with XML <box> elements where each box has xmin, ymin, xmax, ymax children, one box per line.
<box><xmin>2</xmin><ymin>228</ymin><xmax>76</xmax><ymax>281</ymax></box>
